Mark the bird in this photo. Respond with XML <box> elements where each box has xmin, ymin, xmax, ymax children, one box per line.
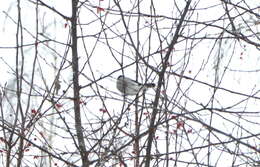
<box><xmin>116</xmin><ymin>75</ymin><xmax>155</xmax><ymax>96</ymax></box>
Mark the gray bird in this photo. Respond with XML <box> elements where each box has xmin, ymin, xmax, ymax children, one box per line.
<box><xmin>116</xmin><ymin>75</ymin><xmax>155</xmax><ymax>96</ymax></box>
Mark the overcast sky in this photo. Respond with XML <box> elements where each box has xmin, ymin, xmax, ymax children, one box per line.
<box><xmin>0</xmin><ymin>0</ymin><xmax>259</xmax><ymax>166</ymax></box>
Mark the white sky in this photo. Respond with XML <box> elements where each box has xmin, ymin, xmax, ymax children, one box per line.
<box><xmin>0</xmin><ymin>0</ymin><xmax>259</xmax><ymax>166</ymax></box>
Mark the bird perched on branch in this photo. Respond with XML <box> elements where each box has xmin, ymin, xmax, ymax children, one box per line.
<box><xmin>116</xmin><ymin>75</ymin><xmax>155</xmax><ymax>96</ymax></box>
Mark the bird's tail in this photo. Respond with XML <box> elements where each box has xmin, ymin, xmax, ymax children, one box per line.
<box><xmin>145</xmin><ymin>83</ymin><xmax>156</xmax><ymax>88</ymax></box>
